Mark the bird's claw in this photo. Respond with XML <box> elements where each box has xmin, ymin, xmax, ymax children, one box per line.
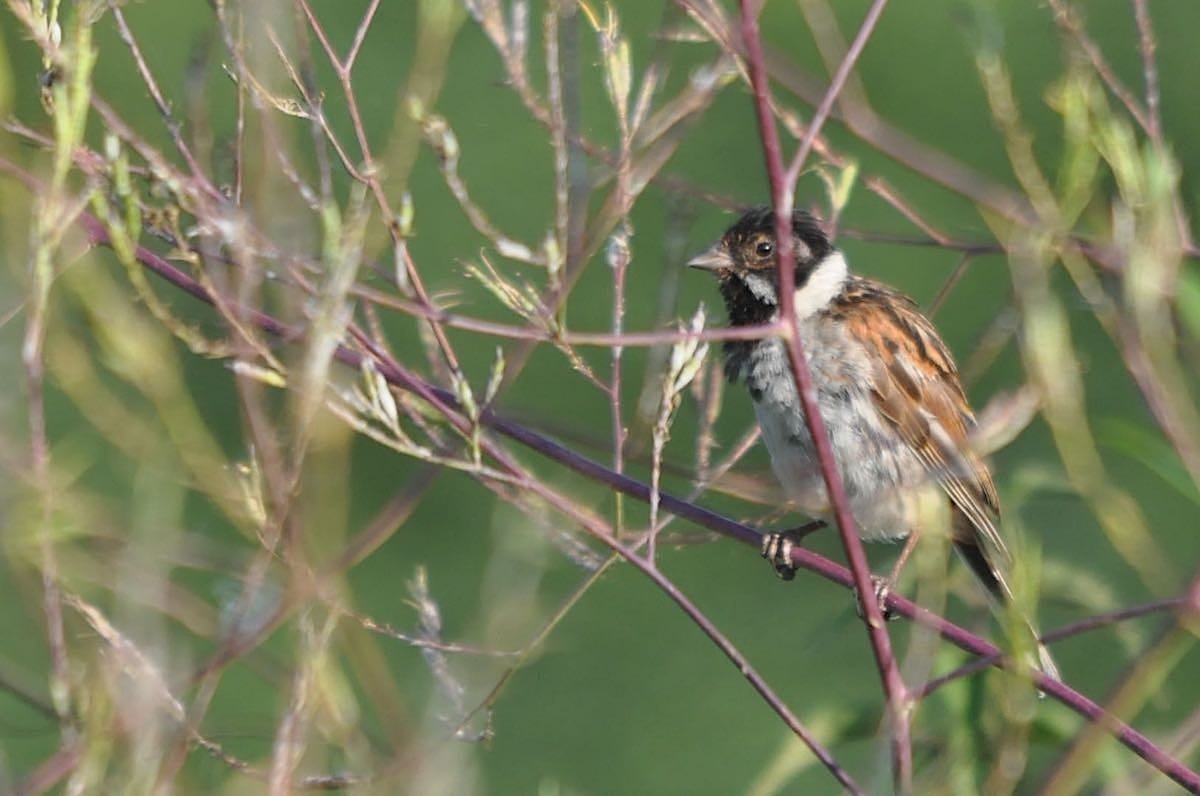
<box><xmin>761</xmin><ymin>532</ymin><xmax>797</xmax><ymax>581</ymax></box>
<box><xmin>760</xmin><ymin>521</ymin><xmax>827</xmax><ymax>582</ymax></box>
<box><xmin>853</xmin><ymin>575</ymin><xmax>898</xmax><ymax>622</ymax></box>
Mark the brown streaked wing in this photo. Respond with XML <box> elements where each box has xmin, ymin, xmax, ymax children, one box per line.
<box><xmin>831</xmin><ymin>277</ymin><xmax>1010</xmax><ymax>568</ymax></box>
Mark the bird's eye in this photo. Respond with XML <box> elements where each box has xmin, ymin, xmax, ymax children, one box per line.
<box><xmin>754</xmin><ymin>239</ymin><xmax>774</xmax><ymax>258</ymax></box>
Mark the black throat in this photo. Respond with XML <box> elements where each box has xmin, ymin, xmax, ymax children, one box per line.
<box><xmin>706</xmin><ymin>206</ymin><xmax>835</xmax><ymax>383</ymax></box>
<box><xmin>719</xmin><ymin>273</ymin><xmax>781</xmax><ymax>383</ymax></box>
<box><xmin>719</xmin><ymin>272</ymin><xmax>779</xmax><ymax>327</ymax></box>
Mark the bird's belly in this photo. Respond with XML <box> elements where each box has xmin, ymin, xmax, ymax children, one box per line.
<box><xmin>752</xmin><ymin>392</ymin><xmax>922</xmax><ymax>542</ymax></box>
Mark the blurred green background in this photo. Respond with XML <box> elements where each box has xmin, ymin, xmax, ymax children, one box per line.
<box><xmin>2</xmin><ymin>1</ymin><xmax>1199</xmax><ymax>793</ymax></box>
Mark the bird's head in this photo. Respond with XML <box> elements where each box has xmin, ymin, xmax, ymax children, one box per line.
<box><xmin>689</xmin><ymin>206</ymin><xmax>843</xmax><ymax>324</ymax></box>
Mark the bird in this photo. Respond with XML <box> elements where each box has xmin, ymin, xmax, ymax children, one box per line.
<box><xmin>688</xmin><ymin>205</ymin><xmax>1058</xmax><ymax>680</ymax></box>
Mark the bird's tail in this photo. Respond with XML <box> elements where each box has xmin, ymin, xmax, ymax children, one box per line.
<box><xmin>954</xmin><ymin>540</ymin><xmax>1059</xmax><ymax>685</ymax></box>
<box><xmin>1030</xmin><ymin>627</ymin><xmax>1060</xmax><ymax>683</ymax></box>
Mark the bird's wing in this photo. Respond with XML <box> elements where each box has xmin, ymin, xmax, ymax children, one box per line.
<box><xmin>833</xmin><ymin>278</ymin><xmax>1010</xmax><ymax>574</ymax></box>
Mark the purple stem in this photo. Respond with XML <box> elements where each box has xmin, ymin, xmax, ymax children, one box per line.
<box><xmin>70</xmin><ymin>210</ymin><xmax>1200</xmax><ymax>793</ymax></box>
<box><xmin>917</xmin><ymin>597</ymin><xmax>1184</xmax><ymax>699</ymax></box>
<box><xmin>737</xmin><ymin>0</ymin><xmax>911</xmax><ymax>790</ymax></box>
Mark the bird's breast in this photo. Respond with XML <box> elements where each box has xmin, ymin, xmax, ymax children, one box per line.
<box><xmin>740</xmin><ymin>333</ymin><xmax>923</xmax><ymax>541</ymax></box>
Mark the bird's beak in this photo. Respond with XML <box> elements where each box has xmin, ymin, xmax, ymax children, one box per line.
<box><xmin>686</xmin><ymin>244</ymin><xmax>733</xmax><ymax>271</ymax></box>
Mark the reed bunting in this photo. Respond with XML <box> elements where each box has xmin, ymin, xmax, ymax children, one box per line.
<box><xmin>689</xmin><ymin>206</ymin><xmax>1058</xmax><ymax>678</ymax></box>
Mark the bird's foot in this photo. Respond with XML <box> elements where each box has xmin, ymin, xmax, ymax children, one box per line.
<box><xmin>761</xmin><ymin>532</ymin><xmax>798</xmax><ymax>580</ymax></box>
<box><xmin>760</xmin><ymin>522</ymin><xmax>826</xmax><ymax>581</ymax></box>
<box><xmin>853</xmin><ymin>575</ymin><xmax>898</xmax><ymax>622</ymax></box>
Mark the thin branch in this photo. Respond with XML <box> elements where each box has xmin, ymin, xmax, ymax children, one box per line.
<box><xmin>346</xmin><ymin>0</ymin><xmax>383</xmax><ymax>71</ymax></box>
<box><xmin>108</xmin><ymin>4</ymin><xmax>216</xmax><ymax>192</ymax></box>
<box><xmin>348</xmin><ymin>335</ymin><xmax>861</xmax><ymax>793</ymax></box>
<box><xmin>784</xmin><ymin>0</ymin><xmax>890</xmax><ymax>185</ymax></box>
<box><xmin>351</xmin><ymin>282</ymin><xmax>784</xmax><ymax>347</ymax></box>
<box><xmin>1042</xmin><ymin>622</ymin><xmax>1194</xmax><ymax>794</ymax></box>
<box><xmin>1130</xmin><ymin>0</ymin><xmax>1162</xmax><ymax>143</ymax></box>
<box><xmin>738</xmin><ymin>0</ymin><xmax>911</xmax><ymax>790</ymax></box>
<box><xmin>917</xmin><ymin>597</ymin><xmax>1184</xmax><ymax>699</ymax></box>
<box><xmin>293</xmin><ymin>0</ymin><xmax>465</xmax><ymax>380</ymax></box>
<box><xmin>926</xmin><ymin>253</ymin><xmax>975</xmax><ymax>318</ymax></box>
<box><xmin>1047</xmin><ymin>0</ymin><xmax>1153</xmax><ymax>135</ymax></box>
<box><xmin>58</xmin><ymin>197</ymin><xmax>857</xmax><ymax>788</ymax></box>
<box><xmin>51</xmin><ymin>201</ymin><xmax>1200</xmax><ymax>792</ymax></box>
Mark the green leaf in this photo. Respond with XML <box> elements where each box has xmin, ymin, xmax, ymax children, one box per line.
<box><xmin>1177</xmin><ymin>267</ymin><xmax>1200</xmax><ymax>342</ymax></box>
<box><xmin>1098</xmin><ymin>418</ymin><xmax>1200</xmax><ymax>505</ymax></box>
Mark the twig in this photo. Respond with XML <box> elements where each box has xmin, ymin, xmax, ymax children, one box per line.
<box><xmin>75</xmin><ymin>196</ymin><xmax>859</xmax><ymax>789</ymax></box>
<box><xmin>737</xmin><ymin>0</ymin><xmax>911</xmax><ymax>790</ymax></box>
<box><xmin>1042</xmin><ymin>622</ymin><xmax>1194</xmax><ymax>794</ymax></box>
<box><xmin>917</xmin><ymin>597</ymin><xmax>1183</xmax><ymax>699</ymax></box>
<box><xmin>349</xmin><ymin>327</ymin><xmax>861</xmax><ymax>792</ymax></box>
<box><xmin>784</xmin><ymin>0</ymin><xmax>890</xmax><ymax>185</ymax></box>
<box><xmin>52</xmin><ymin>202</ymin><xmax>1200</xmax><ymax>792</ymax></box>
<box><xmin>108</xmin><ymin>4</ymin><xmax>216</xmax><ymax>193</ymax></box>
<box><xmin>293</xmin><ymin>0</ymin><xmax>464</xmax><ymax>379</ymax></box>
<box><xmin>1047</xmin><ymin>0</ymin><xmax>1154</xmax><ymax>137</ymax></box>
<box><xmin>352</xmin><ymin>283</ymin><xmax>783</xmax><ymax>347</ymax></box>
<box><xmin>1130</xmin><ymin>0</ymin><xmax>1162</xmax><ymax>143</ymax></box>
<box><xmin>926</xmin><ymin>253</ymin><xmax>975</xmax><ymax>318</ymax></box>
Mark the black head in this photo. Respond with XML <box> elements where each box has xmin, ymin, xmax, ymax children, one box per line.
<box><xmin>688</xmin><ymin>206</ymin><xmax>835</xmax><ymax>326</ymax></box>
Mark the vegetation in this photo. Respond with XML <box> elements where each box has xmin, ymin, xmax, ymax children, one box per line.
<box><xmin>1</xmin><ymin>0</ymin><xmax>1198</xmax><ymax>792</ymax></box>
